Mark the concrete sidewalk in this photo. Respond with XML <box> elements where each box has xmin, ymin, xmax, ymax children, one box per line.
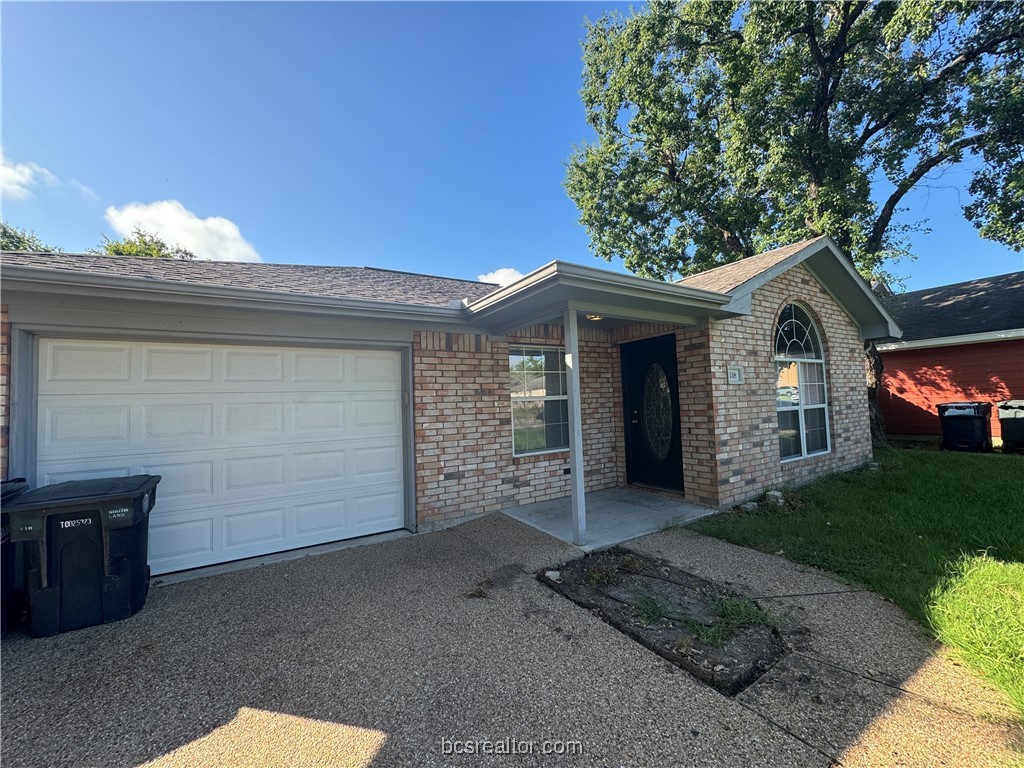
<box><xmin>2</xmin><ymin>514</ymin><xmax>1019</xmax><ymax>767</ymax></box>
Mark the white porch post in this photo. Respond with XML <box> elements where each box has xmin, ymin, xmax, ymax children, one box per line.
<box><xmin>563</xmin><ymin>308</ymin><xmax>586</xmax><ymax>546</ymax></box>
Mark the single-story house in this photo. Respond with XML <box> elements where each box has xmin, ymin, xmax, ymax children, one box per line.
<box><xmin>876</xmin><ymin>271</ymin><xmax>1023</xmax><ymax>440</ymax></box>
<box><xmin>0</xmin><ymin>236</ymin><xmax>899</xmax><ymax>575</ymax></box>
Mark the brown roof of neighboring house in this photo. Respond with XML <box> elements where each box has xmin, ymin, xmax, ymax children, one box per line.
<box><xmin>0</xmin><ymin>252</ymin><xmax>499</xmax><ymax>308</ymax></box>
<box><xmin>878</xmin><ymin>271</ymin><xmax>1024</xmax><ymax>342</ymax></box>
<box><xmin>677</xmin><ymin>237</ymin><xmax>826</xmax><ymax>293</ymax></box>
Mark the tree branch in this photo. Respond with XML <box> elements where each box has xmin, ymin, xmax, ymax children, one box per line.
<box><xmin>865</xmin><ymin>132</ymin><xmax>989</xmax><ymax>255</ymax></box>
<box><xmin>858</xmin><ymin>32</ymin><xmax>1022</xmax><ymax>150</ymax></box>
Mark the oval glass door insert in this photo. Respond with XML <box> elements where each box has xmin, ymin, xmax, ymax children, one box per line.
<box><xmin>642</xmin><ymin>363</ymin><xmax>673</xmax><ymax>461</ymax></box>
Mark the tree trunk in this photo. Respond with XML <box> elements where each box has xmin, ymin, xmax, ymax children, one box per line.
<box><xmin>864</xmin><ymin>341</ymin><xmax>888</xmax><ymax>448</ymax></box>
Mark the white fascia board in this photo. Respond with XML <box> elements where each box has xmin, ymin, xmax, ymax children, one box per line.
<box><xmin>2</xmin><ymin>267</ymin><xmax>469</xmax><ymax>326</ymax></box>
<box><xmin>876</xmin><ymin>328</ymin><xmax>1024</xmax><ymax>351</ymax></box>
<box><xmin>723</xmin><ymin>237</ymin><xmax>902</xmax><ymax>340</ymax></box>
<box><xmin>465</xmin><ymin>260</ymin><xmax>733</xmax><ymax>322</ymax></box>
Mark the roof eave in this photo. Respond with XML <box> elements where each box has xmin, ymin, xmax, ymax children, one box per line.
<box><xmin>876</xmin><ymin>327</ymin><xmax>1023</xmax><ymax>352</ymax></box>
<box><xmin>720</xmin><ymin>237</ymin><xmax>903</xmax><ymax>341</ymax></box>
<box><xmin>464</xmin><ymin>260</ymin><xmax>737</xmax><ymax>333</ymax></box>
<box><xmin>2</xmin><ymin>265</ymin><xmax>469</xmax><ymax>325</ymax></box>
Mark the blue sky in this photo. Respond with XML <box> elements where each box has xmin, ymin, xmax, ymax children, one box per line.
<box><xmin>2</xmin><ymin>2</ymin><xmax>1019</xmax><ymax>291</ymax></box>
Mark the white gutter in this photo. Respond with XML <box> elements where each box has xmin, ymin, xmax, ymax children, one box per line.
<box><xmin>465</xmin><ymin>260</ymin><xmax>732</xmax><ymax>315</ymax></box>
<box><xmin>877</xmin><ymin>328</ymin><xmax>1024</xmax><ymax>352</ymax></box>
<box><xmin>2</xmin><ymin>265</ymin><xmax>469</xmax><ymax>325</ymax></box>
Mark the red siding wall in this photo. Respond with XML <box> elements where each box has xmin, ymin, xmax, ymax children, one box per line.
<box><xmin>879</xmin><ymin>339</ymin><xmax>1024</xmax><ymax>438</ymax></box>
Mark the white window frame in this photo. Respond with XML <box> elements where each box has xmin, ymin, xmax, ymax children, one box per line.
<box><xmin>509</xmin><ymin>344</ymin><xmax>569</xmax><ymax>457</ymax></box>
<box><xmin>775</xmin><ymin>304</ymin><xmax>831</xmax><ymax>462</ymax></box>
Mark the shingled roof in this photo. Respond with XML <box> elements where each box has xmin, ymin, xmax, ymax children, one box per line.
<box><xmin>879</xmin><ymin>271</ymin><xmax>1024</xmax><ymax>342</ymax></box>
<box><xmin>0</xmin><ymin>252</ymin><xmax>499</xmax><ymax>308</ymax></box>
<box><xmin>677</xmin><ymin>237</ymin><xmax>825</xmax><ymax>293</ymax></box>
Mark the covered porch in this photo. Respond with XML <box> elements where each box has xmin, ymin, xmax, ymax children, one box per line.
<box><xmin>502</xmin><ymin>487</ymin><xmax>713</xmax><ymax>551</ymax></box>
<box><xmin>467</xmin><ymin>261</ymin><xmax>737</xmax><ymax>546</ymax></box>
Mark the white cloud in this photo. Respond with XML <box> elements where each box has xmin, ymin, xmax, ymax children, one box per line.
<box><xmin>1</xmin><ymin>150</ymin><xmax>59</xmax><ymax>200</ymax></box>
<box><xmin>69</xmin><ymin>179</ymin><xmax>98</xmax><ymax>200</ymax></box>
<box><xmin>478</xmin><ymin>267</ymin><xmax>525</xmax><ymax>286</ymax></box>
<box><xmin>105</xmin><ymin>200</ymin><xmax>262</xmax><ymax>262</ymax></box>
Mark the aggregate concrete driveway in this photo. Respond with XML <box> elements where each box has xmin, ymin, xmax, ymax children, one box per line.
<box><xmin>2</xmin><ymin>514</ymin><xmax>1020</xmax><ymax>767</ymax></box>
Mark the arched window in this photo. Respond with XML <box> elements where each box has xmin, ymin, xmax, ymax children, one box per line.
<box><xmin>775</xmin><ymin>304</ymin><xmax>830</xmax><ymax>460</ymax></box>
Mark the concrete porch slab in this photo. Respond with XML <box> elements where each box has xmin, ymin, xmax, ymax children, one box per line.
<box><xmin>501</xmin><ymin>486</ymin><xmax>713</xmax><ymax>550</ymax></box>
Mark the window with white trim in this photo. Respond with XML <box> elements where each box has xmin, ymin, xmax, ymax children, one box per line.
<box><xmin>775</xmin><ymin>304</ymin><xmax>830</xmax><ymax>460</ymax></box>
<box><xmin>509</xmin><ymin>345</ymin><xmax>569</xmax><ymax>455</ymax></box>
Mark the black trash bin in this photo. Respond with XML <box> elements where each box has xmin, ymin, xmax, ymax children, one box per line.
<box><xmin>2</xmin><ymin>478</ymin><xmax>31</xmax><ymax>631</ymax></box>
<box><xmin>3</xmin><ymin>475</ymin><xmax>161</xmax><ymax>637</ymax></box>
<box><xmin>997</xmin><ymin>400</ymin><xmax>1024</xmax><ymax>454</ymax></box>
<box><xmin>937</xmin><ymin>402</ymin><xmax>993</xmax><ymax>452</ymax></box>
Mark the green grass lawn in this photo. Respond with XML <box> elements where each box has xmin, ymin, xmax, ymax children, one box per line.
<box><xmin>689</xmin><ymin>448</ymin><xmax>1024</xmax><ymax>719</ymax></box>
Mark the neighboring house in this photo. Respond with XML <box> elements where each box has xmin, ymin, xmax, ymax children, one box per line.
<box><xmin>0</xmin><ymin>236</ymin><xmax>899</xmax><ymax>574</ymax></box>
<box><xmin>876</xmin><ymin>272</ymin><xmax>1024</xmax><ymax>441</ymax></box>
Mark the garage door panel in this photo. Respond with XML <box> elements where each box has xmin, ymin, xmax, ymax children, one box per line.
<box><xmin>353</xmin><ymin>352</ymin><xmax>401</xmax><ymax>383</ymax></box>
<box><xmin>293</xmin><ymin>499</ymin><xmax>348</xmax><ymax>536</ymax></box>
<box><xmin>350</xmin><ymin>445</ymin><xmax>402</xmax><ymax>481</ymax></box>
<box><xmin>41</xmin><ymin>405</ymin><xmax>132</xmax><ymax>451</ymax></box>
<box><xmin>223</xmin><ymin>349</ymin><xmax>285</xmax><ymax>382</ymax></box>
<box><xmin>351</xmin><ymin>490</ymin><xmax>404</xmax><ymax>527</ymax></box>
<box><xmin>224</xmin><ymin>507</ymin><xmax>287</xmax><ymax>550</ymax></box>
<box><xmin>45</xmin><ymin>341</ymin><xmax>133</xmax><ymax>383</ymax></box>
<box><xmin>224</xmin><ymin>402</ymin><xmax>285</xmax><ymax>435</ymax></box>
<box><xmin>40</xmin><ymin>465</ymin><xmax>133</xmax><ymax>485</ymax></box>
<box><xmin>38</xmin><ymin>339</ymin><xmax>407</xmax><ymax>574</ymax></box>
<box><xmin>351</xmin><ymin>394</ymin><xmax>402</xmax><ymax>428</ymax></box>
<box><xmin>293</xmin><ymin>351</ymin><xmax>345</xmax><ymax>383</ymax></box>
<box><xmin>138</xmin><ymin>459</ymin><xmax>215</xmax><ymax>501</ymax></box>
<box><xmin>148</xmin><ymin>519</ymin><xmax>215</xmax><ymax>568</ymax></box>
<box><xmin>143</xmin><ymin>403</ymin><xmax>215</xmax><ymax>440</ymax></box>
<box><xmin>143</xmin><ymin>346</ymin><xmax>214</xmax><ymax>382</ymax></box>
<box><xmin>224</xmin><ymin>455</ymin><xmax>286</xmax><ymax>491</ymax></box>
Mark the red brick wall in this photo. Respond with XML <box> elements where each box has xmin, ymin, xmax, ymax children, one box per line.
<box><xmin>879</xmin><ymin>339</ymin><xmax>1024</xmax><ymax>438</ymax></box>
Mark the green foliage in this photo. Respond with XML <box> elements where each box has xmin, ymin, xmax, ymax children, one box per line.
<box><xmin>89</xmin><ymin>228</ymin><xmax>195</xmax><ymax>260</ymax></box>
<box><xmin>929</xmin><ymin>553</ymin><xmax>1024</xmax><ymax>719</ymax></box>
<box><xmin>1</xmin><ymin>221</ymin><xmax>61</xmax><ymax>253</ymax></box>
<box><xmin>566</xmin><ymin>1</ymin><xmax>1024</xmax><ymax>281</ymax></box>
<box><xmin>635</xmin><ymin>596</ymin><xmax>665</xmax><ymax>624</ymax></box>
<box><xmin>690</xmin><ymin>447</ymin><xmax>1024</xmax><ymax>720</ymax></box>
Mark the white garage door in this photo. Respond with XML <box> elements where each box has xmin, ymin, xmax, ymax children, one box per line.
<box><xmin>36</xmin><ymin>339</ymin><xmax>406</xmax><ymax>574</ymax></box>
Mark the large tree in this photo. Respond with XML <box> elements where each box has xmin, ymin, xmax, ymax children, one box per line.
<box><xmin>566</xmin><ymin>0</ymin><xmax>1023</xmax><ymax>283</ymax></box>
<box><xmin>88</xmin><ymin>228</ymin><xmax>195</xmax><ymax>260</ymax></box>
<box><xmin>566</xmin><ymin>0</ymin><xmax>1023</xmax><ymax>445</ymax></box>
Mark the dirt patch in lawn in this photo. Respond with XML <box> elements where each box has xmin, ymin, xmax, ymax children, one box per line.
<box><xmin>539</xmin><ymin>547</ymin><xmax>787</xmax><ymax>696</ymax></box>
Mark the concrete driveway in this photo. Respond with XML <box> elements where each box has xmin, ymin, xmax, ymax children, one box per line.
<box><xmin>2</xmin><ymin>514</ymin><xmax>1019</xmax><ymax>767</ymax></box>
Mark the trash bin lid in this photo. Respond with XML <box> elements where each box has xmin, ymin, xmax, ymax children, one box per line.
<box><xmin>1</xmin><ymin>478</ymin><xmax>30</xmax><ymax>504</ymax></box>
<box><xmin>997</xmin><ymin>400</ymin><xmax>1024</xmax><ymax>409</ymax></box>
<box><xmin>5</xmin><ymin>475</ymin><xmax>161</xmax><ymax>511</ymax></box>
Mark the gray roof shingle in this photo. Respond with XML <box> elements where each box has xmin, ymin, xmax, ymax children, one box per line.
<box><xmin>879</xmin><ymin>271</ymin><xmax>1024</xmax><ymax>342</ymax></box>
<box><xmin>677</xmin><ymin>237</ymin><xmax>826</xmax><ymax>293</ymax></box>
<box><xmin>1</xmin><ymin>252</ymin><xmax>499</xmax><ymax>308</ymax></box>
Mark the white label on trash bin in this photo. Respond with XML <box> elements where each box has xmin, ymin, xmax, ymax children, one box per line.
<box><xmin>59</xmin><ymin>517</ymin><xmax>94</xmax><ymax>529</ymax></box>
<box><xmin>107</xmin><ymin>507</ymin><xmax>132</xmax><ymax>520</ymax></box>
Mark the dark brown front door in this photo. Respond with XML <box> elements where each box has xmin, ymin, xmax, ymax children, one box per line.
<box><xmin>621</xmin><ymin>334</ymin><xmax>684</xmax><ymax>490</ymax></box>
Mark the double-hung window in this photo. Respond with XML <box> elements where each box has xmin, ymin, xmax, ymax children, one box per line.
<box><xmin>775</xmin><ymin>304</ymin><xmax>830</xmax><ymax>460</ymax></box>
<box><xmin>509</xmin><ymin>345</ymin><xmax>569</xmax><ymax>455</ymax></box>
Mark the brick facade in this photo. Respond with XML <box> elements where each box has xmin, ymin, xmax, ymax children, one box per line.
<box><xmin>412</xmin><ymin>264</ymin><xmax>872</xmax><ymax>526</ymax></box>
<box><xmin>412</xmin><ymin>323</ymin><xmax>622</xmax><ymax>527</ymax></box>
<box><xmin>2</xmin><ymin>263</ymin><xmax>871</xmax><ymax>526</ymax></box>
<box><xmin>705</xmin><ymin>264</ymin><xmax>872</xmax><ymax>505</ymax></box>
